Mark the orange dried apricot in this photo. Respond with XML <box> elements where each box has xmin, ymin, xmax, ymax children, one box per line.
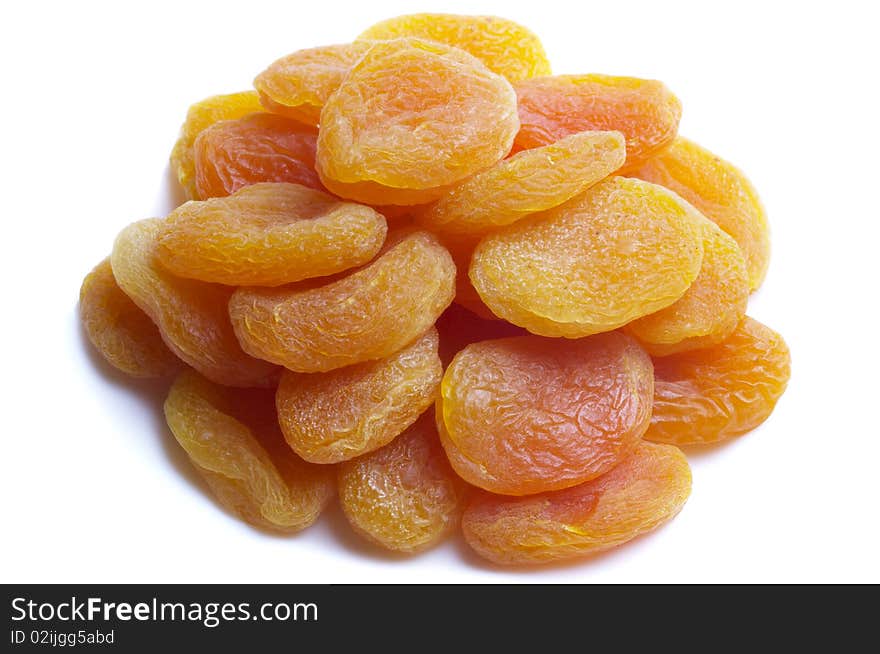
<box><xmin>419</xmin><ymin>130</ymin><xmax>625</xmax><ymax>238</ymax></box>
<box><xmin>462</xmin><ymin>441</ymin><xmax>691</xmax><ymax>564</ymax></box>
<box><xmin>254</xmin><ymin>42</ymin><xmax>373</xmax><ymax>127</ymax></box>
<box><xmin>170</xmin><ymin>91</ymin><xmax>264</xmax><ymax>200</ymax></box>
<box><xmin>358</xmin><ymin>14</ymin><xmax>551</xmax><ymax>82</ymax></box>
<box><xmin>625</xmin><ymin>212</ymin><xmax>749</xmax><ymax>356</ymax></box>
<box><xmin>111</xmin><ymin>219</ymin><xmax>278</xmax><ymax>387</ymax></box>
<box><xmin>316</xmin><ymin>38</ymin><xmax>519</xmax><ymax>205</ymax></box>
<box><xmin>513</xmin><ymin>75</ymin><xmax>681</xmax><ymax>170</ymax></box>
<box><xmin>438</xmin><ymin>332</ymin><xmax>653</xmax><ymax>495</ymax></box>
<box><xmin>338</xmin><ymin>411</ymin><xmax>468</xmax><ymax>553</ymax></box>
<box><xmin>646</xmin><ymin>317</ymin><xmax>790</xmax><ymax>445</ymax></box>
<box><xmin>435</xmin><ymin>304</ymin><xmax>525</xmax><ymax>366</ymax></box>
<box><xmin>193</xmin><ymin>113</ymin><xmax>321</xmax><ymax>199</ymax></box>
<box><xmin>79</xmin><ymin>258</ymin><xmax>181</xmax><ymax>378</ymax></box>
<box><xmin>470</xmin><ymin>176</ymin><xmax>703</xmax><ymax>337</ymax></box>
<box><xmin>277</xmin><ymin>328</ymin><xmax>442</xmax><ymax>464</ymax></box>
<box><xmin>164</xmin><ymin>370</ymin><xmax>334</xmax><ymax>533</ymax></box>
<box><xmin>629</xmin><ymin>136</ymin><xmax>770</xmax><ymax>289</ymax></box>
<box><xmin>229</xmin><ymin>230</ymin><xmax>455</xmax><ymax>372</ymax></box>
<box><xmin>156</xmin><ymin>182</ymin><xmax>386</xmax><ymax>287</ymax></box>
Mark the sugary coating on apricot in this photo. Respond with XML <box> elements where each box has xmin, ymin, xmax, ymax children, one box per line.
<box><xmin>170</xmin><ymin>91</ymin><xmax>264</xmax><ymax>200</ymax></box>
<box><xmin>316</xmin><ymin>38</ymin><xmax>519</xmax><ymax>205</ymax></box>
<box><xmin>646</xmin><ymin>317</ymin><xmax>790</xmax><ymax>445</ymax></box>
<box><xmin>435</xmin><ymin>304</ymin><xmax>525</xmax><ymax>366</ymax></box>
<box><xmin>470</xmin><ymin>176</ymin><xmax>704</xmax><ymax>338</ymax></box>
<box><xmin>254</xmin><ymin>42</ymin><xmax>373</xmax><ymax>127</ymax></box>
<box><xmin>79</xmin><ymin>258</ymin><xmax>181</xmax><ymax>378</ymax></box>
<box><xmin>462</xmin><ymin>441</ymin><xmax>691</xmax><ymax>564</ymax></box>
<box><xmin>626</xmin><ymin>212</ymin><xmax>749</xmax><ymax>356</ymax></box>
<box><xmin>229</xmin><ymin>230</ymin><xmax>456</xmax><ymax>372</ymax></box>
<box><xmin>164</xmin><ymin>370</ymin><xmax>334</xmax><ymax>533</ymax></box>
<box><xmin>338</xmin><ymin>411</ymin><xmax>468</xmax><ymax>553</ymax></box>
<box><xmin>194</xmin><ymin>113</ymin><xmax>322</xmax><ymax>199</ymax></box>
<box><xmin>419</xmin><ymin>130</ymin><xmax>626</xmax><ymax>238</ymax></box>
<box><xmin>629</xmin><ymin>136</ymin><xmax>770</xmax><ymax>290</ymax></box>
<box><xmin>156</xmin><ymin>182</ymin><xmax>387</xmax><ymax>287</ymax></box>
<box><xmin>438</xmin><ymin>332</ymin><xmax>653</xmax><ymax>495</ymax></box>
<box><xmin>358</xmin><ymin>14</ymin><xmax>551</xmax><ymax>82</ymax></box>
<box><xmin>277</xmin><ymin>328</ymin><xmax>442</xmax><ymax>464</ymax></box>
<box><xmin>513</xmin><ymin>75</ymin><xmax>682</xmax><ymax>170</ymax></box>
<box><xmin>111</xmin><ymin>219</ymin><xmax>278</xmax><ymax>387</ymax></box>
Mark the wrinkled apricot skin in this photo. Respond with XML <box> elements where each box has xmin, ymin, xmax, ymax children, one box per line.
<box><xmin>626</xmin><ymin>212</ymin><xmax>749</xmax><ymax>356</ymax></box>
<box><xmin>111</xmin><ymin>219</ymin><xmax>278</xmax><ymax>388</ymax></box>
<box><xmin>646</xmin><ymin>317</ymin><xmax>790</xmax><ymax>445</ymax></box>
<box><xmin>438</xmin><ymin>332</ymin><xmax>654</xmax><ymax>495</ymax></box>
<box><xmin>170</xmin><ymin>91</ymin><xmax>264</xmax><ymax>200</ymax></box>
<box><xmin>254</xmin><ymin>42</ymin><xmax>373</xmax><ymax>127</ymax></box>
<box><xmin>629</xmin><ymin>137</ymin><xmax>770</xmax><ymax>290</ymax></box>
<box><xmin>338</xmin><ymin>411</ymin><xmax>469</xmax><ymax>553</ymax></box>
<box><xmin>358</xmin><ymin>14</ymin><xmax>551</xmax><ymax>82</ymax></box>
<box><xmin>164</xmin><ymin>370</ymin><xmax>334</xmax><ymax>533</ymax></box>
<box><xmin>229</xmin><ymin>230</ymin><xmax>456</xmax><ymax>373</ymax></box>
<box><xmin>194</xmin><ymin>113</ymin><xmax>322</xmax><ymax>199</ymax></box>
<box><xmin>156</xmin><ymin>183</ymin><xmax>387</xmax><ymax>287</ymax></box>
<box><xmin>79</xmin><ymin>258</ymin><xmax>181</xmax><ymax>378</ymax></box>
<box><xmin>471</xmin><ymin>176</ymin><xmax>704</xmax><ymax>338</ymax></box>
<box><xmin>316</xmin><ymin>38</ymin><xmax>520</xmax><ymax>206</ymax></box>
<box><xmin>514</xmin><ymin>75</ymin><xmax>682</xmax><ymax>170</ymax></box>
<box><xmin>435</xmin><ymin>304</ymin><xmax>525</xmax><ymax>366</ymax></box>
<box><xmin>419</xmin><ymin>130</ymin><xmax>626</xmax><ymax>238</ymax></box>
<box><xmin>462</xmin><ymin>441</ymin><xmax>691</xmax><ymax>565</ymax></box>
<box><xmin>277</xmin><ymin>328</ymin><xmax>442</xmax><ymax>463</ymax></box>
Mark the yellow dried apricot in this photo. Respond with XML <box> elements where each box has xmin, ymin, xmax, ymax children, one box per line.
<box><xmin>418</xmin><ymin>130</ymin><xmax>625</xmax><ymax>238</ymax></box>
<box><xmin>646</xmin><ymin>317</ymin><xmax>790</xmax><ymax>445</ymax></box>
<box><xmin>358</xmin><ymin>14</ymin><xmax>551</xmax><ymax>82</ymax></box>
<box><xmin>470</xmin><ymin>176</ymin><xmax>704</xmax><ymax>337</ymax></box>
<box><xmin>316</xmin><ymin>38</ymin><xmax>519</xmax><ymax>205</ymax></box>
<box><xmin>338</xmin><ymin>411</ymin><xmax>468</xmax><ymax>553</ymax></box>
<box><xmin>513</xmin><ymin>75</ymin><xmax>681</xmax><ymax>170</ymax></box>
<box><xmin>229</xmin><ymin>230</ymin><xmax>455</xmax><ymax>372</ymax></box>
<box><xmin>111</xmin><ymin>219</ymin><xmax>278</xmax><ymax>387</ymax></box>
<box><xmin>164</xmin><ymin>370</ymin><xmax>334</xmax><ymax>533</ymax></box>
<box><xmin>438</xmin><ymin>332</ymin><xmax>653</xmax><ymax>495</ymax></box>
<box><xmin>170</xmin><ymin>92</ymin><xmax>264</xmax><ymax>200</ymax></box>
<box><xmin>254</xmin><ymin>42</ymin><xmax>373</xmax><ymax>127</ymax></box>
<box><xmin>629</xmin><ymin>136</ymin><xmax>770</xmax><ymax>290</ymax></box>
<box><xmin>79</xmin><ymin>258</ymin><xmax>181</xmax><ymax>378</ymax></box>
<box><xmin>277</xmin><ymin>328</ymin><xmax>442</xmax><ymax>464</ymax></box>
<box><xmin>462</xmin><ymin>441</ymin><xmax>691</xmax><ymax>564</ymax></box>
<box><xmin>156</xmin><ymin>182</ymin><xmax>386</xmax><ymax>287</ymax></box>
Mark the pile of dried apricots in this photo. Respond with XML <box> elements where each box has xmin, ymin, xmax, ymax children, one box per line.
<box><xmin>80</xmin><ymin>14</ymin><xmax>790</xmax><ymax>565</ymax></box>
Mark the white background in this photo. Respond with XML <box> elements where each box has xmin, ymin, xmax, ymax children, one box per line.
<box><xmin>2</xmin><ymin>0</ymin><xmax>878</xmax><ymax>583</ymax></box>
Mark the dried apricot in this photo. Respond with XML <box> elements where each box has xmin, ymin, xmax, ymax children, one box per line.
<box><xmin>462</xmin><ymin>441</ymin><xmax>691</xmax><ymax>564</ymax></box>
<box><xmin>156</xmin><ymin>182</ymin><xmax>386</xmax><ymax>287</ymax></box>
<box><xmin>419</xmin><ymin>130</ymin><xmax>625</xmax><ymax>238</ymax></box>
<box><xmin>79</xmin><ymin>258</ymin><xmax>181</xmax><ymax>378</ymax></box>
<box><xmin>438</xmin><ymin>332</ymin><xmax>653</xmax><ymax>495</ymax></box>
<box><xmin>513</xmin><ymin>75</ymin><xmax>681</xmax><ymax>170</ymax></box>
<box><xmin>316</xmin><ymin>38</ymin><xmax>519</xmax><ymax>205</ymax></box>
<box><xmin>470</xmin><ymin>176</ymin><xmax>703</xmax><ymax>337</ymax></box>
<box><xmin>111</xmin><ymin>219</ymin><xmax>278</xmax><ymax>387</ymax></box>
<box><xmin>625</xmin><ymin>212</ymin><xmax>749</xmax><ymax>356</ymax></box>
<box><xmin>629</xmin><ymin>137</ymin><xmax>770</xmax><ymax>290</ymax></box>
<box><xmin>170</xmin><ymin>91</ymin><xmax>264</xmax><ymax>200</ymax></box>
<box><xmin>194</xmin><ymin>113</ymin><xmax>321</xmax><ymax>199</ymax></box>
<box><xmin>229</xmin><ymin>230</ymin><xmax>455</xmax><ymax>372</ymax></box>
<box><xmin>254</xmin><ymin>42</ymin><xmax>373</xmax><ymax>127</ymax></box>
<box><xmin>358</xmin><ymin>14</ymin><xmax>551</xmax><ymax>82</ymax></box>
<box><xmin>646</xmin><ymin>317</ymin><xmax>790</xmax><ymax>445</ymax></box>
<box><xmin>338</xmin><ymin>411</ymin><xmax>468</xmax><ymax>553</ymax></box>
<box><xmin>277</xmin><ymin>328</ymin><xmax>442</xmax><ymax>464</ymax></box>
<box><xmin>164</xmin><ymin>370</ymin><xmax>334</xmax><ymax>533</ymax></box>
<box><xmin>435</xmin><ymin>304</ymin><xmax>525</xmax><ymax>366</ymax></box>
